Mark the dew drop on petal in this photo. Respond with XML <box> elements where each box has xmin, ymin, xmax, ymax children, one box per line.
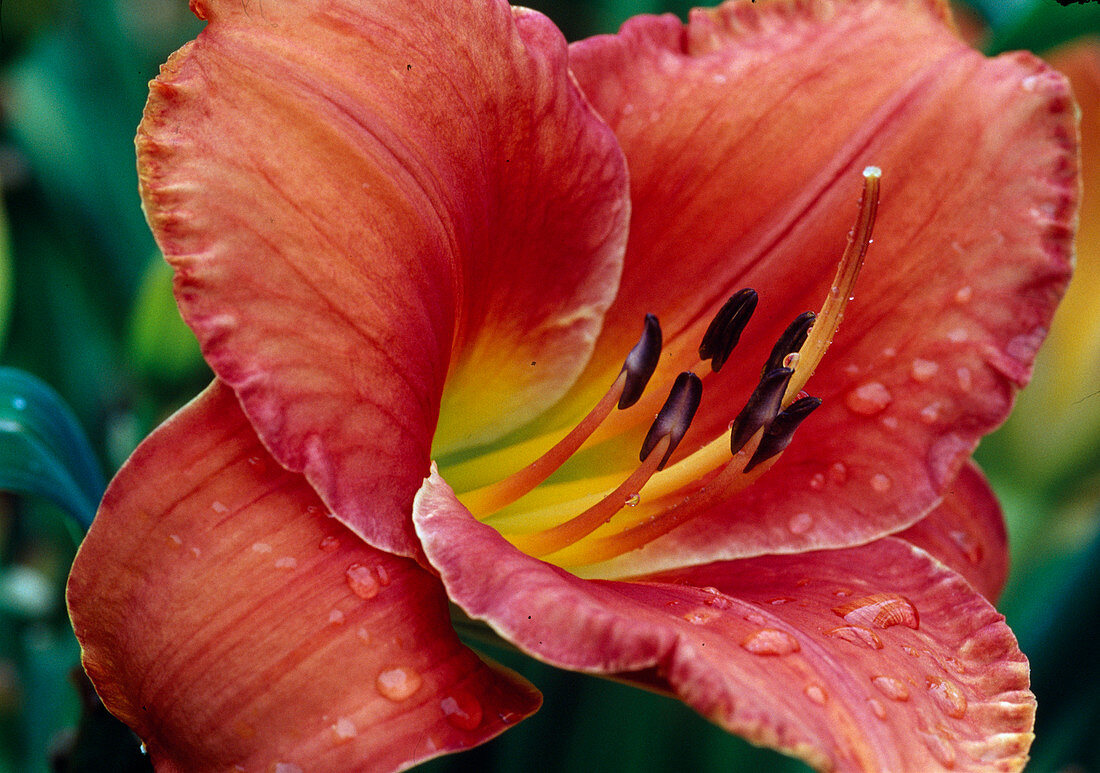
<box><xmin>804</xmin><ymin>684</ymin><xmax>828</xmax><ymax>705</ymax></box>
<box><xmin>319</xmin><ymin>535</ymin><xmax>340</xmax><ymax>552</ymax></box>
<box><xmin>740</xmin><ymin>628</ymin><xmax>800</xmax><ymax>656</ymax></box>
<box><xmin>920</xmin><ymin>403</ymin><xmax>942</xmax><ymax>424</ymax></box>
<box><xmin>947</xmin><ymin>327</ymin><xmax>968</xmax><ymax>343</ymax></box>
<box><xmin>845</xmin><ymin>382</ymin><xmax>892</xmax><ymax>415</ymax></box>
<box><xmin>246</xmin><ymin>456</ymin><xmax>266</xmax><ymax>474</ymax></box>
<box><xmin>211</xmin><ymin>501</ymin><xmax>229</xmax><ymax>514</ymax></box>
<box><xmin>274</xmin><ymin>556</ymin><xmax>297</xmax><ymax>569</ymax></box>
<box><xmin>332</xmin><ymin>716</ymin><xmax>357</xmax><ymax>741</ymax></box>
<box><xmin>684</xmin><ymin>609</ymin><xmax>719</xmax><ymax>625</ymax></box>
<box><xmin>328</xmin><ymin>609</ymin><xmax>345</xmax><ymax>626</ymax></box>
<box><xmin>956</xmin><ymin>367</ymin><xmax>973</xmax><ymax>392</ymax></box>
<box><xmin>808</xmin><ymin>473</ymin><xmax>826</xmax><ymax>491</ymax></box>
<box><xmin>954</xmin><ymin>286</ymin><xmax>972</xmax><ymax>304</ymax></box>
<box><xmin>824</xmin><ymin>625</ymin><xmax>884</xmax><ymax>650</ymax></box>
<box><xmin>376</xmin><ymin>667</ymin><xmax>422</xmax><ymax>701</ymax></box>
<box><xmin>910</xmin><ymin>359</ymin><xmax>939</xmax><ymax>382</ymax></box>
<box><xmin>168</xmin><ymin>534</ymin><xmax>183</xmax><ymax>547</ymax></box>
<box><xmin>251</xmin><ymin>542</ymin><xmax>271</xmax><ymax>554</ymax></box>
<box><xmin>868</xmin><ymin>698</ymin><xmax>887</xmax><ymax>720</ymax></box>
<box><xmin>275</xmin><ymin>765</ymin><xmax>303</xmax><ymax>773</ymax></box>
<box><xmin>768</xmin><ymin>597</ymin><xmax>793</xmax><ymax>605</ymax></box>
<box><xmin>870</xmin><ymin>473</ymin><xmax>892</xmax><ymax>493</ymax></box>
<box><xmin>923</xmin><ymin>733</ymin><xmax>957</xmax><ymax>768</ymax></box>
<box><xmin>828</xmin><ymin>462</ymin><xmax>848</xmax><ymax>485</ymax></box>
<box><xmin>701</xmin><ymin>587</ymin><xmax>730</xmax><ymax>609</ymax></box>
<box><xmin>833</xmin><ymin>594</ymin><xmax>919</xmax><ymax>629</ymax></box>
<box><xmin>927</xmin><ymin>677</ymin><xmax>968</xmax><ymax>718</ymax></box>
<box><xmin>949</xmin><ymin>529</ymin><xmax>983</xmax><ymax>565</ymax></box>
<box><xmin>880</xmin><ymin>415</ymin><xmax>899</xmax><ymax>430</ymax></box>
<box><xmin>743</xmin><ymin>611</ymin><xmax>767</xmax><ymax>625</ymax></box>
<box><xmin>624</xmin><ymin>493</ymin><xmax>640</xmax><ymax>507</ymax></box>
<box><xmin>346</xmin><ymin>564</ymin><xmax>380</xmax><ymax>599</ymax></box>
<box><xmin>788</xmin><ymin>512</ymin><xmax>813</xmax><ymax>534</ymax></box>
<box><xmin>375</xmin><ymin>565</ymin><xmax>392</xmax><ymax>586</ymax></box>
<box><xmin>782</xmin><ymin>352</ymin><xmax>800</xmax><ymax>369</ymax></box>
<box><xmin>441</xmin><ymin>690</ymin><xmax>483</xmax><ymax>730</ymax></box>
<box><xmin>871</xmin><ymin>675</ymin><xmax>910</xmax><ymax>702</ymax></box>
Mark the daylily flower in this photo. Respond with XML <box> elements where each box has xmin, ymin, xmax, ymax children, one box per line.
<box><xmin>66</xmin><ymin>0</ymin><xmax>1077</xmax><ymax>770</ymax></box>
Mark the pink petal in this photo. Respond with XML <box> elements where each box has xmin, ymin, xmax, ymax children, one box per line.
<box><xmin>552</xmin><ymin>0</ymin><xmax>1076</xmax><ymax>564</ymax></box>
<box><xmin>415</xmin><ymin>469</ymin><xmax>1033</xmax><ymax>772</ymax></box>
<box><xmin>897</xmin><ymin>461</ymin><xmax>1008</xmax><ymax>602</ymax></box>
<box><xmin>68</xmin><ymin>383</ymin><xmax>539</xmax><ymax>772</ymax></box>
<box><xmin>138</xmin><ymin>0</ymin><xmax>628</xmax><ymax>556</ymax></box>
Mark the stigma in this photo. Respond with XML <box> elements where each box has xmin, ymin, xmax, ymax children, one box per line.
<box><xmin>455</xmin><ymin>168</ymin><xmax>880</xmax><ymax>569</ymax></box>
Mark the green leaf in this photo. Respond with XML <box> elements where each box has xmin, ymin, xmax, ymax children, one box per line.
<box><xmin>0</xmin><ymin>191</ymin><xmax>12</xmax><ymax>350</ymax></box>
<box><xmin>986</xmin><ymin>1</ymin><xmax>1100</xmax><ymax>55</ymax></box>
<box><xmin>0</xmin><ymin>369</ymin><xmax>104</xmax><ymax>531</ymax></box>
<box><xmin>127</xmin><ymin>255</ymin><xmax>204</xmax><ymax>385</ymax></box>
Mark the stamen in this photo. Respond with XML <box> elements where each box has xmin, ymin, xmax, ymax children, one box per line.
<box><xmin>784</xmin><ymin>166</ymin><xmax>881</xmax><ymax>403</ymax></box>
<box><xmin>729</xmin><ymin>367</ymin><xmax>793</xmax><ymax>454</ymax></box>
<box><xmin>762</xmin><ymin>312</ymin><xmax>815</xmax><ymax>376</ymax></box>
<box><xmin>619</xmin><ymin>314</ymin><xmax>662</xmax><ymax>409</ymax></box>
<box><xmin>698</xmin><ymin>288</ymin><xmax>758</xmax><ymax>373</ymax></box>
<box><xmin>460</xmin><ymin>315</ymin><xmax>662</xmax><ymax>516</ymax></box>
<box><xmin>505</xmin><ymin>436</ymin><xmax>670</xmax><ymax>558</ymax></box>
<box><xmin>639</xmin><ymin>372</ymin><xmax>703</xmax><ymax>470</ymax></box>
<box><xmin>744</xmin><ymin>395</ymin><xmax>822</xmax><ymax>472</ymax></box>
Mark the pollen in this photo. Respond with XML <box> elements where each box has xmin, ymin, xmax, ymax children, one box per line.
<box><xmin>454</xmin><ymin>169</ymin><xmax>880</xmax><ymax>569</ymax></box>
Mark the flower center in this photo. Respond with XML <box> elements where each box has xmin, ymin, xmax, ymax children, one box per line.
<box><xmin>448</xmin><ymin>167</ymin><xmax>879</xmax><ymax>570</ymax></box>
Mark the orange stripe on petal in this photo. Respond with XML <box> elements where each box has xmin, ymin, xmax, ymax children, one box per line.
<box><xmin>139</xmin><ymin>0</ymin><xmax>628</xmax><ymax>556</ymax></box>
<box><xmin>68</xmin><ymin>383</ymin><xmax>539</xmax><ymax>772</ymax></box>
<box><xmin>414</xmin><ymin>469</ymin><xmax>1033</xmax><ymax>772</ymax></box>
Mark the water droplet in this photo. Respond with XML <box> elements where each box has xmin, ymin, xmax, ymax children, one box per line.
<box><xmin>743</xmin><ymin>611</ymin><xmax>767</xmax><ymax>625</ymax></box>
<box><xmin>927</xmin><ymin>677</ymin><xmax>968</xmax><ymax>718</ymax></box>
<box><xmin>251</xmin><ymin>542</ymin><xmax>272</xmax><ymax>553</ymax></box>
<box><xmin>441</xmin><ymin>690</ymin><xmax>483</xmax><ymax>730</ymax></box>
<box><xmin>740</xmin><ymin>628</ymin><xmax>800</xmax><ymax>656</ymax></box>
<box><xmin>868</xmin><ymin>698</ymin><xmax>887</xmax><ymax>719</ymax></box>
<box><xmin>845</xmin><ymin>381</ymin><xmax>892</xmax><ymax>415</ymax></box>
<box><xmin>870</xmin><ymin>473</ymin><xmax>892</xmax><ymax>493</ymax></box>
<box><xmin>923</xmin><ymin>733</ymin><xmax>957</xmax><ymax>768</ymax></box>
<box><xmin>828</xmin><ymin>462</ymin><xmax>848</xmax><ymax>485</ymax></box>
<box><xmin>684</xmin><ymin>609</ymin><xmax>719</xmax><ymax>625</ymax></box>
<box><xmin>275</xmin><ymin>765</ymin><xmax>304</xmax><ymax>773</ymax></box>
<box><xmin>955</xmin><ymin>367</ymin><xmax>973</xmax><ymax>392</ymax></box>
<box><xmin>948</xmin><ymin>529</ymin><xmax>983</xmax><ymax>565</ymax></box>
<box><xmin>328</xmin><ymin>609</ymin><xmax>345</xmax><ymax>625</ymax></box>
<box><xmin>919</xmin><ymin>403</ymin><xmax>941</xmax><ymax>424</ymax></box>
<box><xmin>356</xmin><ymin>626</ymin><xmax>371</xmax><ymax>644</ymax></box>
<box><xmin>788</xmin><ymin>512</ymin><xmax>813</xmax><ymax>534</ymax></box>
<box><xmin>346</xmin><ymin>564</ymin><xmax>380</xmax><ymax>599</ymax></box>
<box><xmin>275</xmin><ymin>556</ymin><xmax>297</xmax><ymax>569</ymax></box>
<box><xmin>804</xmin><ymin>684</ymin><xmax>827</xmax><ymax>705</ymax></box>
<box><xmin>947</xmin><ymin>327</ymin><xmax>968</xmax><ymax>343</ymax></box>
<box><xmin>11</xmin><ymin>397</ymin><xmax>25</xmax><ymax>411</ymax></box>
<box><xmin>211</xmin><ymin>501</ymin><xmax>229</xmax><ymax>514</ymax></box>
<box><xmin>332</xmin><ymin>716</ymin><xmax>357</xmax><ymax>741</ymax></box>
<box><xmin>833</xmin><ymin>587</ymin><xmax>853</xmax><ymax>598</ymax></box>
<box><xmin>376</xmin><ymin>666</ymin><xmax>422</xmax><ymax>701</ymax></box>
<box><xmin>910</xmin><ymin>359</ymin><xmax>939</xmax><ymax>382</ymax></box>
<box><xmin>624</xmin><ymin>493</ymin><xmax>640</xmax><ymax>507</ymax></box>
<box><xmin>246</xmin><ymin>456</ymin><xmax>266</xmax><ymax>474</ymax></box>
<box><xmin>880</xmin><ymin>415</ymin><xmax>899</xmax><ymax>430</ymax></box>
<box><xmin>701</xmin><ymin>587</ymin><xmax>731</xmax><ymax>609</ymax></box>
<box><xmin>903</xmin><ymin>645</ymin><xmax>921</xmax><ymax>658</ymax></box>
<box><xmin>319</xmin><ymin>535</ymin><xmax>340</xmax><ymax>552</ymax></box>
<box><xmin>824</xmin><ymin>625</ymin><xmax>883</xmax><ymax>650</ymax></box>
<box><xmin>375</xmin><ymin>565</ymin><xmax>392</xmax><ymax>586</ymax></box>
<box><xmin>190</xmin><ymin>547</ymin><xmax>201</xmax><ymax>557</ymax></box>
<box><xmin>833</xmin><ymin>594</ymin><xmax>919</xmax><ymax>629</ymax></box>
<box><xmin>169</xmin><ymin>534</ymin><xmax>183</xmax><ymax>547</ymax></box>
<box><xmin>881</xmin><ymin>347</ymin><xmax>897</xmax><ymax>358</ymax></box>
<box><xmin>871</xmin><ymin>675</ymin><xmax>910</xmax><ymax>701</ymax></box>
<box><xmin>782</xmin><ymin>352</ymin><xmax>800</xmax><ymax>369</ymax></box>
<box><xmin>139</xmin><ymin>742</ymin><xmax>147</xmax><ymax>754</ymax></box>
<box><xmin>768</xmin><ymin>597</ymin><xmax>794</xmax><ymax>605</ymax></box>
<box><xmin>954</xmin><ymin>286</ymin><xmax>973</xmax><ymax>304</ymax></box>
<box><xmin>808</xmin><ymin>473</ymin><xmax>826</xmax><ymax>491</ymax></box>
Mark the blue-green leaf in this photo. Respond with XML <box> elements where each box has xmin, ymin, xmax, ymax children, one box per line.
<box><xmin>0</xmin><ymin>368</ymin><xmax>104</xmax><ymax>530</ymax></box>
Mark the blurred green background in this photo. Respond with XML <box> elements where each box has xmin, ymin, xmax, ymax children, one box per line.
<box><xmin>0</xmin><ymin>0</ymin><xmax>1098</xmax><ymax>770</ymax></box>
